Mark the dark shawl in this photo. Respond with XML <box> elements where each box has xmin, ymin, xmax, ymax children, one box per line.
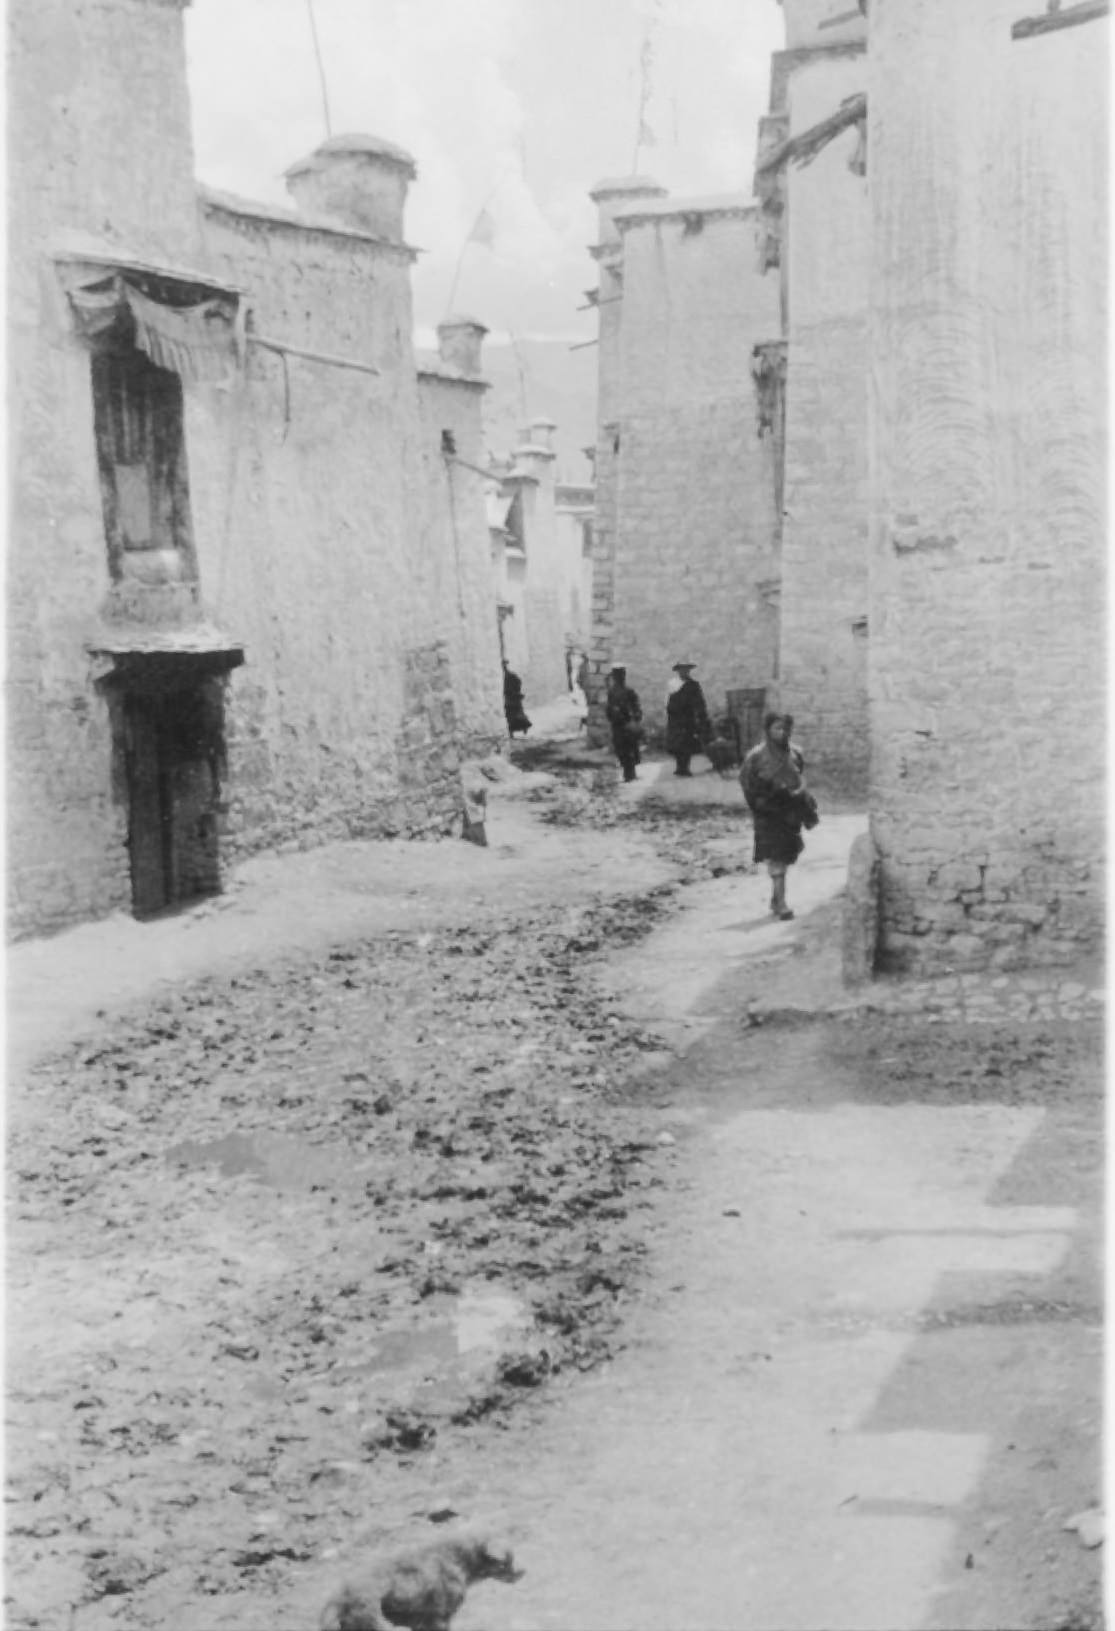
<box><xmin>606</xmin><ymin>681</ymin><xmax>642</xmax><ymax>755</ymax></box>
<box><xmin>740</xmin><ymin>738</ymin><xmax>807</xmax><ymax>864</ymax></box>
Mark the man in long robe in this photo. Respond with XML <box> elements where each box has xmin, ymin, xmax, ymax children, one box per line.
<box><xmin>665</xmin><ymin>661</ymin><xmax>710</xmax><ymax>777</ymax></box>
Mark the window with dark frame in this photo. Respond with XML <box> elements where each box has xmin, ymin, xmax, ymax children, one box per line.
<box><xmin>90</xmin><ymin>345</ymin><xmax>197</xmax><ymax>585</ymax></box>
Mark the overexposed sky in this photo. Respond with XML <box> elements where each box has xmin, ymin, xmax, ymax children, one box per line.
<box><xmin>185</xmin><ymin>0</ymin><xmax>784</xmax><ymax>339</ymax></box>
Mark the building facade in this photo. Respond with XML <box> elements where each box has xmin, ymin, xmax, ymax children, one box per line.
<box><xmin>7</xmin><ymin>0</ymin><xmax>501</xmax><ymax>938</ymax></box>
<box><xmin>866</xmin><ymin>0</ymin><xmax>1107</xmax><ymax>972</ymax></box>
<box><xmin>485</xmin><ymin>419</ymin><xmax>585</xmax><ymax>710</ymax></box>
<box><xmin>585</xmin><ymin>181</ymin><xmax>782</xmax><ymax>747</ymax></box>
<box><xmin>758</xmin><ymin>10</ymin><xmax>870</xmax><ymax>795</ymax></box>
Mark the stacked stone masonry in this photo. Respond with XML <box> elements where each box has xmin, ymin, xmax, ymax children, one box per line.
<box><xmin>587</xmin><ymin>185</ymin><xmax>781</xmax><ymax>745</ymax></box>
<box><xmin>867</xmin><ymin>0</ymin><xmax>1107</xmax><ymax>972</ymax></box>
<box><xmin>774</xmin><ymin>49</ymin><xmax>870</xmax><ymax>797</ymax></box>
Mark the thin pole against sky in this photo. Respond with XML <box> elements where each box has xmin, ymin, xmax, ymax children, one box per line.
<box><xmin>305</xmin><ymin>0</ymin><xmax>333</xmax><ymax>140</ymax></box>
<box><xmin>631</xmin><ymin>2</ymin><xmax>661</xmax><ymax>173</ymax></box>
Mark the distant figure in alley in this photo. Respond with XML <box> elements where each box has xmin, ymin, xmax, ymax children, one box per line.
<box><xmin>665</xmin><ymin>661</ymin><xmax>710</xmax><ymax>777</ymax></box>
<box><xmin>740</xmin><ymin>711</ymin><xmax>818</xmax><ymax>920</ymax></box>
<box><xmin>502</xmin><ymin>661</ymin><xmax>532</xmax><ymax>738</ymax></box>
<box><xmin>605</xmin><ymin>663</ymin><xmax>643</xmax><ymax>782</ymax></box>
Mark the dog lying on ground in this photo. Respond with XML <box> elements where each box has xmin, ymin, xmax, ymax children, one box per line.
<box><xmin>319</xmin><ymin>1532</ymin><xmax>523</xmax><ymax>1631</ymax></box>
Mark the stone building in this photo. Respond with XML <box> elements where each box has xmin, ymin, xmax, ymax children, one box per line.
<box><xmin>865</xmin><ymin>0</ymin><xmax>1107</xmax><ymax>972</ymax></box>
<box><xmin>485</xmin><ymin>420</ymin><xmax>579</xmax><ymax>708</ymax></box>
<box><xmin>554</xmin><ymin>479</ymin><xmax>595</xmax><ymax>664</ymax></box>
<box><xmin>585</xmin><ymin>179</ymin><xmax>782</xmax><ymax>749</ymax></box>
<box><xmin>756</xmin><ymin>3</ymin><xmax>869</xmax><ymax>795</ymax></box>
<box><xmin>7</xmin><ymin>0</ymin><xmax>501</xmax><ymax>939</ymax></box>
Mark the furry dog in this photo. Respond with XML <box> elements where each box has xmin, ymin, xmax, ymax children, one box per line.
<box><xmin>319</xmin><ymin>1532</ymin><xmax>523</xmax><ymax>1631</ymax></box>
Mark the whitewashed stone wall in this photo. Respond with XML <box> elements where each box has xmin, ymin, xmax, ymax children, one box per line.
<box><xmin>591</xmin><ymin>197</ymin><xmax>782</xmax><ymax>742</ymax></box>
<box><xmin>416</xmin><ymin>363</ymin><xmax>506</xmax><ymax>754</ymax></box>
<box><xmin>7</xmin><ymin>0</ymin><xmax>208</xmax><ymax>935</ymax></box>
<box><xmin>6</xmin><ymin>0</ymin><xmax>496</xmax><ymax>936</ymax></box>
<box><xmin>868</xmin><ymin>0</ymin><xmax>1107</xmax><ymax>971</ymax></box>
<box><xmin>776</xmin><ymin>51</ymin><xmax>870</xmax><ymax>794</ymax></box>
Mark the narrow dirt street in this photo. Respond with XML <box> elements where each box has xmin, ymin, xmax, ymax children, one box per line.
<box><xmin>6</xmin><ymin>740</ymin><xmax>1104</xmax><ymax>1631</ymax></box>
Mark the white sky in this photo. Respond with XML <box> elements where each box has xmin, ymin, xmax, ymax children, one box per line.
<box><xmin>185</xmin><ymin>0</ymin><xmax>785</xmax><ymax>340</ymax></box>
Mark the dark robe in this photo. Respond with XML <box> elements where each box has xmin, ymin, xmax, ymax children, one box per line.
<box><xmin>740</xmin><ymin>738</ymin><xmax>808</xmax><ymax>865</ymax></box>
<box><xmin>605</xmin><ymin>681</ymin><xmax>643</xmax><ymax>771</ymax></box>
<box><xmin>665</xmin><ymin>677</ymin><xmax>710</xmax><ymax>758</ymax></box>
<box><xmin>503</xmin><ymin>668</ymin><xmax>531</xmax><ymax>734</ymax></box>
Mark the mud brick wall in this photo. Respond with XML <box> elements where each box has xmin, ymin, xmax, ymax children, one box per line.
<box><xmin>416</xmin><ymin>371</ymin><xmax>505</xmax><ymax>756</ymax></box>
<box><xmin>775</xmin><ymin>51</ymin><xmax>869</xmax><ymax>796</ymax></box>
<box><xmin>7</xmin><ymin>0</ymin><xmax>478</xmax><ymax>937</ymax></box>
<box><xmin>597</xmin><ymin>203</ymin><xmax>782</xmax><ymax>744</ymax></box>
<box><xmin>510</xmin><ymin>441</ymin><xmax>571</xmax><ymax>711</ymax></box>
<box><xmin>6</xmin><ymin>0</ymin><xmax>204</xmax><ymax>936</ymax></box>
<box><xmin>868</xmin><ymin>0</ymin><xmax>1107</xmax><ymax>972</ymax></box>
<box><xmin>192</xmin><ymin>197</ymin><xmax>467</xmax><ymax>856</ymax></box>
<box><xmin>585</xmin><ymin>179</ymin><xmax>663</xmax><ymax>747</ymax></box>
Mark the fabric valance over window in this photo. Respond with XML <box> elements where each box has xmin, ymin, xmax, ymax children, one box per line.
<box><xmin>66</xmin><ymin>270</ymin><xmax>243</xmax><ymax>385</ymax></box>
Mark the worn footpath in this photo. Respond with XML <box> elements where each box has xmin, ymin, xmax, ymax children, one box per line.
<box><xmin>5</xmin><ymin>740</ymin><xmax>1105</xmax><ymax>1631</ymax></box>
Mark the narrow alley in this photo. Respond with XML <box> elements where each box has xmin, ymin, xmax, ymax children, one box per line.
<box><xmin>6</xmin><ymin>736</ymin><xmax>1103</xmax><ymax>1631</ymax></box>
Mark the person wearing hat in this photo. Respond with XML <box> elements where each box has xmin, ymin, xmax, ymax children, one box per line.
<box><xmin>665</xmin><ymin>661</ymin><xmax>710</xmax><ymax>777</ymax></box>
<box><xmin>605</xmin><ymin>663</ymin><xmax>643</xmax><ymax>782</ymax></box>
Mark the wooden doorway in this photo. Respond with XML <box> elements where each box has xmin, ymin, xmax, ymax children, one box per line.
<box><xmin>122</xmin><ymin>681</ymin><xmax>225</xmax><ymax>917</ymax></box>
<box><xmin>725</xmin><ymin>687</ymin><xmax>768</xmax><ymax>762</ymax></box>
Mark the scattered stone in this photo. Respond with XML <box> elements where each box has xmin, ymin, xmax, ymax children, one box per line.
<box><xmin>497</xmin><ymin>1351</ymin><xmax>552</xmax><ymax>1388</ymax></box>
<box><xmin>655</xmin><ymin>1131</ymin><xmax>677</xmax><ymax>1147</ymax></box>
<box><xmin>219</xmin><ymin>1342</ymin><xmax>260</xmax><ymax>1362</ymax></box>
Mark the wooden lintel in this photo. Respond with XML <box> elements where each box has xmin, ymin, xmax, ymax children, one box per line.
<box><xmin>1012</xmin><ymin>0</ymin><xmax>1108</xmax><ymax>39</ymax></box>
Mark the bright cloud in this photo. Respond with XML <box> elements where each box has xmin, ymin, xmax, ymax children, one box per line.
<box><xmin>185</xmin><ymin>0</ymin><xmax>784</xmax><ymax>336</ymax></box>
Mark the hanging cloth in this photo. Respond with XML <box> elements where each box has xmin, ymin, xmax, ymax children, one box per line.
<box><xmin>123</xmin><ymin>283</ymin><xmax>240</xmax><ymax>384</ymax></box>
<box><xmin>65</xmin><ymin>271</ymin><xmax>241</xmax><ymax>384</ymax></box>
<box><xmin>68</xmin><ymin>275</ymin><xmax>128</xmax><ymax>339</ymax></box>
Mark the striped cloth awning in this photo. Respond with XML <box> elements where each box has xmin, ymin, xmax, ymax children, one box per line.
<box><xmin>66</xmin><ymin>273</ymin><xmax>243</xmax><ymax>385</ymax></box>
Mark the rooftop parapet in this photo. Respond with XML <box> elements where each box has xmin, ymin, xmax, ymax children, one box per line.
<box><xmin>285</xmin><ymin>133</ymin><xmax>418</xmax><ymax>244</ymax></box>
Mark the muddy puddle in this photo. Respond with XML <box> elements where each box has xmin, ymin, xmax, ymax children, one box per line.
<box><xmin>332</xmin><ymin>1285</ymin><xmax>532</xmax><ymax>1380</ymax></box>
<box><xmin>165</xmin><ymin>1130</ymin><xmax>361</xmax><ymax>1191</ymax></box>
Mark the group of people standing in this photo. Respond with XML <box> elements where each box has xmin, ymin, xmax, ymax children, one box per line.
<box><xmin>602</xmin><ymin>658</ymin><xmax>817</xmax><ymax>920</ymax></box>
<box><xmin>504</xmin><ymin>653</ymin><xmax>817</xmax><ymax>922</ymax></box>
<box><xmin>603</xmin><ymin>658</ymin><xmax>711</xmax><ymax>782</ymax></box>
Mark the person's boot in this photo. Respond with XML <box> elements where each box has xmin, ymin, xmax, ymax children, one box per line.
<box><xmin>771</xmin><ymin>875</ymin><xmax>794</xmax><ymax>920</ymax></box>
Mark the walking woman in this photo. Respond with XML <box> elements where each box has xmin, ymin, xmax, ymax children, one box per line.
<box><xmin>740</xmin><ymin>711</ymin><xmax>818</xmax><ymax>919</ymax></box>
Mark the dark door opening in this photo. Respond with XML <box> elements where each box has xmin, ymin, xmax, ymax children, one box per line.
<box><xmin>725</xmin><ymin>686</ymin><xmax>768</xmax><ymax>762</ymax></box>
<box><xmin>122</xmin><ymin>682</ymin><xmax>225</xmax><ymax>918</ymax></box>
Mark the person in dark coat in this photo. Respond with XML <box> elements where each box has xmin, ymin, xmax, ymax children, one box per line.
<box><xmin>502</xmin><ymin>661</ymin><xmax>531</xmax><ymax>737</ymax></box>
<box><xmin>740</xmin><ymin>711</ymin><xmax>817</xmax><ymax>919</ymax></box>
<box><xmin>605</xmin><ymin>663</ymin><xmax>643</xmax><ymax>782</ymax></box>
<box><xmin>665</xmin><ymin>661</ymin><xmax>710</xmax><ymax>777</ymax></box>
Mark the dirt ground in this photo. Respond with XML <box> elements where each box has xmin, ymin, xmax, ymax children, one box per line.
<box><xmin>5</xmin><ymin>741</ymin><xmax>1105</xmax><ymax>1631</ymax></box>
